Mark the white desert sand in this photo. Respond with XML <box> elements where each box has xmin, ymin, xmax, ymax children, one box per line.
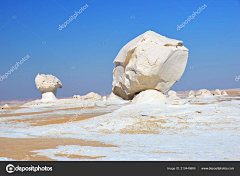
<box><xmin>0</xmin><ymin>88</ymin><xmax>239</xmax><ymax>161</ymax></box>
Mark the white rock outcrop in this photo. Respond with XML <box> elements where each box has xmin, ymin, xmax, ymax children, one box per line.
<box><xmin>112</xmin><ymin>30</ymin><xmax>189</xmax><ymax>100</ymax></box>
<box><xmin>188</xmin><ymin>90</ymin><xmax>195</xmax><ymax>98</ymax></box>
<box><xmin>81</xmin><ymin>92</ymin><xmax>102</xmax><ymax>100</ymax></box>
<box><xmin>132</xmin><ymin>89</ymin><xmax>168</xmax><ymax>104</ymax></box>
<box><xmin>3</xmin><ymin>104</ymin><xmax>10</xmax><ymax>108</ymax></box>
<box><xmin>196</xmin><ymin>89</ymin><xmax>213</xmax><ymax>97</ymax></box>
<box><xmin>102</xmin><ymin>96</ymin><xmax>107</xmax><ymax>101</ymax></box>
<box><xmin>107</xmin><ymin>92</ymin><xmax>123</xmax><ymax>101</ymax></box>
<box><xmin>168</xmin><ymin>90</ymin><xmax>180</xmax><ymax>99</ymax></box>
<box><xmin>73</xmin><ymin>92</ymin><xmax>101</xmax><ymax>100</ymax></box>
<box><xmin>214</xmin><ymin>89</ymin><xmax>222</xmax><ymax>96</ymax></box>
<box><xmin>73</xmin><ymin>95</ymin><xmax>81</xmax><ymax>99</ymax></box>
<box><xmin>35</xmin><ymin>74</ymin><xmax>62</xmax><ymax>101</ymax></box>
<box><xmin>221</xmin><ymin>90</ymin><xmax>228</xmax><ymax>96</ymax></box>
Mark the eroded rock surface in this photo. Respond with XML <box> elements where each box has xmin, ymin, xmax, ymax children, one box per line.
<box><xmin>196</xmin><ymin>89</ymin><xmax>213</xmax><ymax>97</ymax></box>
<box><xmin>132</xmin><ymin>89</ymin><xmax>168</xmax><ymax>104</ymax></box>
<box><xmin>168</xmin><ymin>90</ymin><xmax>180</xmax><ymax>99</ymax></box>
<box><xmin>188</xmin><ymin>90</ymin><xmax>195</xmax><ymax>98</ymax></box>
<box><xmin>35</xmin><ymin>74</ymin><xmax>62</xmax><ymax>101</ymax></box>
<box><xmin>112</xmin><ymin>30</ymin><xmax>189</xmax><ymax>100</ymax></box>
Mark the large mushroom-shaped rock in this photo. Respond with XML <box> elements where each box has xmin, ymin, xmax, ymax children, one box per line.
<box><xmin>112</xmin><ymin>30</ymin><xmax>189</xmax><ymax>100</ymax></box>
<box><xmin>221</xmin><ymin>90</ymin><xmax>228</xmax><ymax>96</ymax></box>
<box><xmin>132</xmin><ymin>89</ymin><xmax>168</xmax><ymax>104</ymax></box>
<box><xmin>196</xmin><ymin>89</ymin><xmax>213</xmax><ymax>97</ymax></box>
<box><xmin>214</xmin><ymin>89</ymin><xmax>222</xmax><ymax>96</ymax></box>
<box><xmin>81</xmin><ymin>92</ymin><xmax>102</xmax><ymax>100</ymax></box>
<box><xmin>35</xmin><ymin>74</ymin><xmax>62</xmax><ymax>101</ymax></box>
<box><xmin>188</xmin><ymin>90</ymin><xmax>195</xmax><ymax>98</ymax></box>
<box><xmin>168</xmin><ymin>90</ymin><xmax>180</xmax><ymax>99</ymax></box>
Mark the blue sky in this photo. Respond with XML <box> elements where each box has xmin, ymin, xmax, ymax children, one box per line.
<box><xmin>0</xmin><ymin>0</ymin><xmax>240</xmax><ymax>100</ymax></box>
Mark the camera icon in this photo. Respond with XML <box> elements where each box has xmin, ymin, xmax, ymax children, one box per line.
<box><xmin>6</xmin><ymin>164</ymin><xmax>15</xmax><ymax>173</ymax></box>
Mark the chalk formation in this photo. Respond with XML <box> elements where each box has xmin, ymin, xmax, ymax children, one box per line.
<box><xmin>31</xmin><ymin>32</ymin><xmax>229</xmax><ymax>104</ymax></box>
<box><xmin>188</xmin><ymin>90</ymin><xmax>195</xmax><ymax>98</ymax></box>
<box><xmin>35</xmin><ymin>74</ymin><xmax>62</xmax><ymax>101</ymax></box>
<box><xmin>73</xmin><ymin>92</ymin><xmax>102</xmax><ymax>100</ymax></box>
<box><xmin>214</xmin><ymin>89</ymin><xmax>222</xmax><ymax>96</ymax></box>
<box><xmin>221</xmin><ymin>90</ymin><xmax>228</xmax><ymax>96</ymax></box>
<box><xmin>168</xmin><ymin>90</ymin><xmax>180</xmax><ymax>99</ymax></box>
<box><xmin>132</xmin><ymin>89</ymin><xmax>168</xmax><ymax>104</ymax></box>
<box><xmin>112</xmin><ymin>30</ymin><xmax>189</xmax><ymax>100</ymax></box>
<box><xmin>196</xmin><ymin>89</ymin><xmax>213</xmax><ymax>97</ymax></box>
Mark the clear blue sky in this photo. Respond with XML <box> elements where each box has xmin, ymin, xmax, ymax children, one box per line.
<box><xmin>0</xmin><ymin>0</ymin><xmax>240</xmax><ymax>100</ymax></box>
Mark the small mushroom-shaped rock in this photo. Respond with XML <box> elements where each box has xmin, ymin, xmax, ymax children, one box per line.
<box><xmin>221</xmin><ymin>90</ymin><xmax>228</xmax><ymax>96</ymax></box>
<box><xmin>214</xmin><ymin>89</ymin><xmax>222</xmax><ymax>96</ymax></box>
<box><xmin>196</xmin><ymin>89</ymin><xmax>213</xmax><ymax>97</ymax></box>
<box><xmin>188</xmin><ymin>90</ymin><xmax>195</xmax><ymax>98</ymax></box>
<box><xmin>168</xmin><ymin>90</ymin><xmax>180</xmax><ymax>99</ymax></box>
<box><xmin>35</xmin><ymin>74</ymin><xmax>62</xmax><ymax>101</ymax></box>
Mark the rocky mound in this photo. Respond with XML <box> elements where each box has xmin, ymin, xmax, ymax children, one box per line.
<box><xmin>132</xmin><ymin>89</ymin><xmax>168</xmax><ymax>104</ymax></box>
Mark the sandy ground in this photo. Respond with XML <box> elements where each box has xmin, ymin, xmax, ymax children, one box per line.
<box><xmin>0</xmin><ymin>137</ymin><xmax>115</xmax><ymax>161</ymax></box>
<box><xmin>0</xmin><ymin>90</ymin><xmax>239</xmax><ymax>161</ymax></box>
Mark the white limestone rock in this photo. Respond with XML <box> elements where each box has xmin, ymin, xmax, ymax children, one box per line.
<box><xmin>112</xmin><ymin>30</ymin><xmax>189</xmax><ymax>100</ymax></box>
<box><xmin>132</xmin><ymin>89</ymin><xmax>168</xmax><ymax>104</ymax></box>
<box><xmin>81</xmin><ymin>92</ymin><xmax>102</xmax><ymax>100</ymax></box>
<box><xmin>107</xmin><ymin>92</ymin><xmax>123</xmax><ymax>101</ymax></box>
<box><xmin>102</xmin><ymin>96</ymin><xmax>107</xmax><ymax>101</ymax></box>
<box><xmin>73</xmin><ymin>95</ymin><xmax>81</xmax><ymax>99</ymax></box>
<box><xmin>168</xmin><ymin>90</ymin><xmax>180</xmax><ymax>99</ymax></box>
<box><xmin>196</xmin><ymin>89</ymin><xmax>213</xmax><ymax>97</ymax></box>
<box><xmin>221</xmin><ymin>90</ymin><xmax>228</xmax><ymax>96</ymax></box>
<box><xmin>214</xmin><ymin>89</ymin><xmax>222</xmax><ymax>96</ymax></box>
<box><xmin>3</xmin><ymin>104</ymin><xmax>10</xmax><ymax>108</ymax></box>
<box><xmin>35</xmin><ymin>74</ymin><xmax>62</xmax><ymax>101</ymax></box>
<box><xmin>188</xmin><ymin>90</ymin><xmax>195</xmax><ymax>98</ymax></box>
